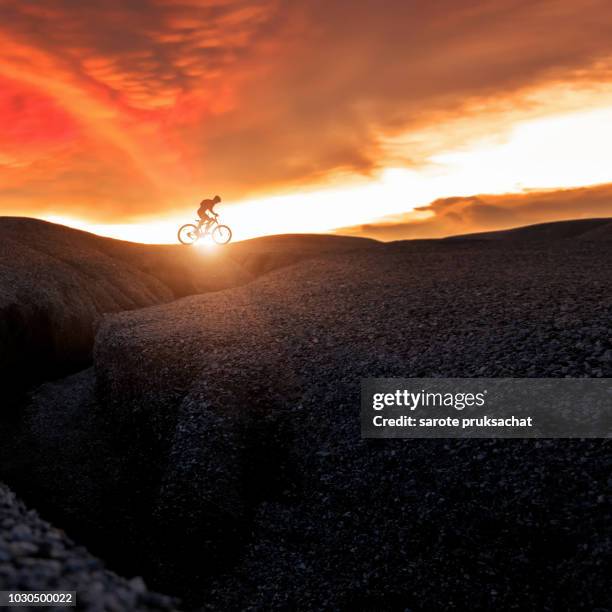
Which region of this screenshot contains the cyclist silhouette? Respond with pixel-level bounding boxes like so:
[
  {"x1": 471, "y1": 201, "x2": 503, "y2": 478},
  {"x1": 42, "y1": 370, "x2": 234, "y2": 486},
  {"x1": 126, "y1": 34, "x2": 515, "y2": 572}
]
[
  {"x1": 197, "y1": 195, "x2": 221, "y2": 231},
  {"x1": 178, "y1": 195, "x2": 232, "y2": 245}
]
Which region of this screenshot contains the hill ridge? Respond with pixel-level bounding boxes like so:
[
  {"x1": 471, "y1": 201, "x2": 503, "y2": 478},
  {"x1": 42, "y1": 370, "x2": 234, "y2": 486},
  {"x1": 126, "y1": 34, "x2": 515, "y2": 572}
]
[{"x1": 445, "y1": 216, "x2": 612, "y2": 241}]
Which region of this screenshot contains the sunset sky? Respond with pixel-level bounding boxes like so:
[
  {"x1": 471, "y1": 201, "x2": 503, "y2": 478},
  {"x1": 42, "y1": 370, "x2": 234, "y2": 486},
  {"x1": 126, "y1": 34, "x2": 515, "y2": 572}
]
[{"x1": 2, "y1": 0, "x2": 612, "y2": 242}]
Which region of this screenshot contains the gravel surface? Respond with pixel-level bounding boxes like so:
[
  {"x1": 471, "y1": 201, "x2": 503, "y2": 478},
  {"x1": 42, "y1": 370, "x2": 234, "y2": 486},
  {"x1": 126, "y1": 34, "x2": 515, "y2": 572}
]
[
  {"x1": 93, "y1": 237, "x2": 612, "y2": 609},
  {"x1": 0, "y1": 217, "x2": 252, "y2": 399},
  {"x1": 1, "y1": 370, "x2": 138, "y2": 570},
  {"x1": 0, "y1": 483, "x2": 179, "y2": 611},
  {"x1": 0, "y1": 218, "x2": 382, "y2": 610},
  {"x1": 0, "y1": 217, "x2": 371, "y2": 400}
]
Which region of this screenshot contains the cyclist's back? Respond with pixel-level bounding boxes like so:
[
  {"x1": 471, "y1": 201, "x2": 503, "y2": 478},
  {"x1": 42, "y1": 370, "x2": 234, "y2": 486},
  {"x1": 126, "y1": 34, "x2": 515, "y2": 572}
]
[{"x1": 198, "y1": 195, "x2": 221, "y2": 223}]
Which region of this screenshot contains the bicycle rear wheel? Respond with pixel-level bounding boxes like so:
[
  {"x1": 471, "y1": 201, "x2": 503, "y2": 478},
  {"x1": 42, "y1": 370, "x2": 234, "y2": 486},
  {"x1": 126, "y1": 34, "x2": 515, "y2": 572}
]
[
  {"x1": 212, "y1": 224, "x2": 232, "y2": 245},
  {"x1": 178, "y1": 224, "x2": 200, "y2": 245}
]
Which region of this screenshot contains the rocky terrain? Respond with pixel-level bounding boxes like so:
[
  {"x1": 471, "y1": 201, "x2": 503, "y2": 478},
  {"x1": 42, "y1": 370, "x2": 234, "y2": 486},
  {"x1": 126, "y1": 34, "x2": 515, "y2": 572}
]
[
  {"x1": 0, "y1": 217, "x2": 242, "y2": 402},
  {"x1": 0, "y1": 218, "x2": 371, "y2": 401},
  {"x1": 0, "y1": 483, "x2": 178, "y2": 610},
  {"x1": 1, "y1": 217, "x2": 611, "y2": 610},
  {"x1": 446, "y1": 216, "x2": 612, "y2": 241}
]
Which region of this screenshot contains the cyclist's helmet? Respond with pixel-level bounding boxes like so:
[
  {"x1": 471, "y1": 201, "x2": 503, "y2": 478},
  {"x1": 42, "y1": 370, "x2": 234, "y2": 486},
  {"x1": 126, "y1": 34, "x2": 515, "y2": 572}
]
[{"x1": 213, "y1": 195, "x2": 221, "y2": 203}]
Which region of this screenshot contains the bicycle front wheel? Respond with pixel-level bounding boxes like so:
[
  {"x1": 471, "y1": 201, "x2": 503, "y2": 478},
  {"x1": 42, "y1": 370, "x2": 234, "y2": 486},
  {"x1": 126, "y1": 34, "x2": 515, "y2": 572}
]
[
  {"x1": 212, "y1": 224, "x2": 232, "y2": 245},
  {"x1": 178, "y1": 224, "x2": 200, "y2": 245}
]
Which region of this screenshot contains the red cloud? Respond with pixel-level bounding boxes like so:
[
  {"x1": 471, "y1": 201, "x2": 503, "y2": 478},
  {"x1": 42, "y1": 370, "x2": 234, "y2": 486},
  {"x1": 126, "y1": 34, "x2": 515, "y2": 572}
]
[{"x1": 0, "y1": 76, "x2": 77, "y2": 152}]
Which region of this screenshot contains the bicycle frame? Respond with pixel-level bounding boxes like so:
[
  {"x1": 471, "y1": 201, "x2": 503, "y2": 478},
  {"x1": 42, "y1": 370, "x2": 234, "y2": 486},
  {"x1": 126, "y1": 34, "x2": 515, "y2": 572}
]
[
  {"x1": 196, "y1": 217, "x2": 218, "y2": 235},
  {"x1": 179, "y1": 215, "x2": 231, "y2": 246}
]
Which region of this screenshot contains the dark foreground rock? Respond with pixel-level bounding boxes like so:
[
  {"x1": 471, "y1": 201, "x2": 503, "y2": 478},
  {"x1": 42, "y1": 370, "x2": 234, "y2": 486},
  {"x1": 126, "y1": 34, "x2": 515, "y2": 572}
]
[
  {"x1": 91, "y1": 239, "x2": 612, "y2": 609},
  {"x1": 0, "y1": 369, "x2": 142, "y2": 571},
  {"x1": 0, "y1": 217, "x2": 252, "y2": 399},
  {"x1": 0, "y1": 483, "x2": 179, "y2": 610},
  {"x1": 0, "y1": 218, "x2": 380, "y2": 609},
  {"x1": 0, "y1": 217, "x2": 374, "y2": 400},
  {"x1": 2, "y1": 221, "x2": 611, "y2": 610}
]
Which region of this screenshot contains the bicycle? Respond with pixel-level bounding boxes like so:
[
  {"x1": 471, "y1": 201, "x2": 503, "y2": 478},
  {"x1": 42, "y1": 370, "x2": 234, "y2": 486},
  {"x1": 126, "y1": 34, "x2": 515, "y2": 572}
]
[{"x1": 177, "y1": 215, "x2": 232, "y2": 246}]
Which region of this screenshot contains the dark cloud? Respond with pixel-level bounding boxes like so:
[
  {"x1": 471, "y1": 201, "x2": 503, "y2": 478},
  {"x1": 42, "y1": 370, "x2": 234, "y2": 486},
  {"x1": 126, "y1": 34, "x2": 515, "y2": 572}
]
[{"x1": 336, "y1": 184, "x2": 612, "y2": 240}]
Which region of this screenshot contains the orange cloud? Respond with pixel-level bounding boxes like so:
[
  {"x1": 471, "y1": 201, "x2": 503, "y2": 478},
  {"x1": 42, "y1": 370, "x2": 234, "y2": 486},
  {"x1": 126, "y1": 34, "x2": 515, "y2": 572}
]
[
  {"x1": 2, "y1": 0, "x2": 612, "y2": 224},
  {"x1": 336, "y1": 183, "x2": 612, "y2": 240}
]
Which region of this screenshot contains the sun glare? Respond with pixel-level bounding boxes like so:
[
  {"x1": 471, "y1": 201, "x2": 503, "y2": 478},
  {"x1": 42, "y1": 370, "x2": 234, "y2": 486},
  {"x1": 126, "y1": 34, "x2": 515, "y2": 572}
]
[{"x1": 195, "y1": 235, "x2": 216, "y2": 250}]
